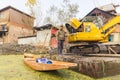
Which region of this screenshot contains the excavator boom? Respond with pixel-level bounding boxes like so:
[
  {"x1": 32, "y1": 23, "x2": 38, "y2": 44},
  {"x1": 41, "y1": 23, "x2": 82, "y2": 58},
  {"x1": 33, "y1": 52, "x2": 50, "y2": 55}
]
[{"x1": 100, "y1": 16, "x2": 120, "y2": 33}]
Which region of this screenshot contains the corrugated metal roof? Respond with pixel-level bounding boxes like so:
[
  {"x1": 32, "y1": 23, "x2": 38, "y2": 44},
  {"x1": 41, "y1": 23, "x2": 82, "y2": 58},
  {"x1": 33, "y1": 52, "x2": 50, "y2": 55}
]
[
  {"x1": 34, "y1": 24, "x2": 52, "y2": 30},
  {"x1": 83, "y1": 8, "x2": 115, "y2": 18},
  {"x1": 18, "y1": 35, "x2": 36, "y2": 39},
  {"x1": 99, "y1": 4, "x2": 116, "y2": 12}
]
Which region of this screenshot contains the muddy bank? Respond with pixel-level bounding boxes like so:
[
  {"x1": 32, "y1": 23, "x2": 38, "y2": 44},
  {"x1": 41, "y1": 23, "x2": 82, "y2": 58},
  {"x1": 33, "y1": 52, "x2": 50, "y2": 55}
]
[{"x1": 48, "y1": 54, "x2": 120, "y2": 78}]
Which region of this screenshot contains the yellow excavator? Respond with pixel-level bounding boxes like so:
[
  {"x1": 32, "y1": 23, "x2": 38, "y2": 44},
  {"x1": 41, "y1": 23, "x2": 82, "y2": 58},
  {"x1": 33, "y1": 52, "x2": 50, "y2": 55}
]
[{"x1": 65, "y1": 16, "x2": 120, "y2": 54}]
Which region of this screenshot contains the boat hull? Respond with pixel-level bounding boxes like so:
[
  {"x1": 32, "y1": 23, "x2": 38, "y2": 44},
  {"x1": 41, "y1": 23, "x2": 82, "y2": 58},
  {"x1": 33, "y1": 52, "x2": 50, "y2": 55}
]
[{"x1": 24, "y1": 54, "x2": 77, "y2": 71}]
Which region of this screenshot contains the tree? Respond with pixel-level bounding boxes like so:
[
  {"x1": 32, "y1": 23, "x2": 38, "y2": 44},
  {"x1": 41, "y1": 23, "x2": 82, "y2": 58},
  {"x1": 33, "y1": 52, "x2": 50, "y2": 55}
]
[
  {"x1": 26, "y1": 0, "x2": 79, "y2": 26},
  {"x1": 26, "y1": 0, "x2": 42, "y2": 26},
  {"x1": 26, "y1": 0, "x2": 36, "y2": 16},
  {"x1": 58, "y1": 0, "x2": 79, "y2": 24},
  {"x1": 44, "y1": 5, "x2": 58, "y2": 26},
  {"x1": 44, "y1": 0, "x2": 79, "y2": 25}
]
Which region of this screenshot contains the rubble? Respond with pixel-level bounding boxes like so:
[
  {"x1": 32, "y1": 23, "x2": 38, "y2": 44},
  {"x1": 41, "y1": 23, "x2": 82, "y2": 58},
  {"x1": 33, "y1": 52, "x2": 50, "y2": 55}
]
[{"x1": 0, "y1": 44, "x2": 48, "y2": 55}]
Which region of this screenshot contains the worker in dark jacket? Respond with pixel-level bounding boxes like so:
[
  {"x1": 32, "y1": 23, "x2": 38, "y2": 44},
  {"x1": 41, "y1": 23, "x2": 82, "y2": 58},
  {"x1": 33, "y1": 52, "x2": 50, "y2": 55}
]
[{"x1": 57, "y1": 25, "x2": 66, "y2": 55}]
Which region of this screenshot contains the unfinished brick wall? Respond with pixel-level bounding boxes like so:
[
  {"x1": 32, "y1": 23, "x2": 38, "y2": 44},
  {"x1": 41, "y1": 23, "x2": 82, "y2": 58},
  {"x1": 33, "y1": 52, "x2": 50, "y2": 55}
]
[{"x1": 5, "y1": 25, "x2": 33, "y2": 43}]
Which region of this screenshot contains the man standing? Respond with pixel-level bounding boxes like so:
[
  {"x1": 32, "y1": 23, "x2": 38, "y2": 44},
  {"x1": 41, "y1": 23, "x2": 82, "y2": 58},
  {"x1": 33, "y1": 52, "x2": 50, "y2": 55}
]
[{"x1": 57, "y1": 25, "x2": 66, "y2": 55}]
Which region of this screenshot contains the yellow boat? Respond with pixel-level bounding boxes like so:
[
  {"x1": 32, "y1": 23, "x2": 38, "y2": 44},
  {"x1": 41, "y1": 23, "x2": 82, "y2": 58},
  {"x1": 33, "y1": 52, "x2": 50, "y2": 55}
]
[{"x1": 24, "y1": 53, "x2": 77, "y2": 71}]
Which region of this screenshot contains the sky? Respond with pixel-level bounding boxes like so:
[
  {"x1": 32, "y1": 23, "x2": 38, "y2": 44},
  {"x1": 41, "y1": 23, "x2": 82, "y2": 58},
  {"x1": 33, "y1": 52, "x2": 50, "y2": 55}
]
[{"x1": 0, "y1": 0, "x2": 120, "y2": 25}]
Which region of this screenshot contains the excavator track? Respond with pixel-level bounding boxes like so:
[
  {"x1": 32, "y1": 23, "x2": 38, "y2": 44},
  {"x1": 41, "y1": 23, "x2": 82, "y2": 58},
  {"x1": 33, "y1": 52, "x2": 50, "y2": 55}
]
[
  {"x1": 69, "y1": 44, "x2": 99, "y2": 54},
  {"x1": 67, "y1": 43, "x2": 120, "y2": 55}
]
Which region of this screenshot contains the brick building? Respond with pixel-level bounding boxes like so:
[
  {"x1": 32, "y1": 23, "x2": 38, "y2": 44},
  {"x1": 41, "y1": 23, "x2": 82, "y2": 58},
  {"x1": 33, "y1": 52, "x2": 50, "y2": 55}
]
[{"x1": 0, "y1": 6, "x2": 34, "y2": 44}]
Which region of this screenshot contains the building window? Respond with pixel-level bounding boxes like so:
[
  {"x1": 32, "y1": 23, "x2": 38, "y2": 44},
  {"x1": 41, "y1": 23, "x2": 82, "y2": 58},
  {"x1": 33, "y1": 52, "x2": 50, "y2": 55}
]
[{"x1": 1, "y1": 25, "x2": 7, "y2": 31}]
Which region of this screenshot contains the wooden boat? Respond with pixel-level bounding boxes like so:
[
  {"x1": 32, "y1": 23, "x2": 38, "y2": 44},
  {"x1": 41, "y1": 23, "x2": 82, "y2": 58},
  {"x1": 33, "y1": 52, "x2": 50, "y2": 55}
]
[{"x1": 24, "y1": 53, "x2": 77, "y2": 71}]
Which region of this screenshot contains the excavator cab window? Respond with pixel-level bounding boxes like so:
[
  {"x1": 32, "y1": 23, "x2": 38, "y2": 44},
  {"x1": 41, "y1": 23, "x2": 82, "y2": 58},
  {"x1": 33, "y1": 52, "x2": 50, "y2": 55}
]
[
  {"x1": 65, "y1": 23, "x2": 76, "y2": 33},
  {"x1": 77, "y1": 23, "x2": 84, "y2": 32},
  {"x1": 85, "y1": 26, "x2": 91, "y2": 32},
  {"x1": 109, "y1": 35, "x2": 113, "y2": 42}
]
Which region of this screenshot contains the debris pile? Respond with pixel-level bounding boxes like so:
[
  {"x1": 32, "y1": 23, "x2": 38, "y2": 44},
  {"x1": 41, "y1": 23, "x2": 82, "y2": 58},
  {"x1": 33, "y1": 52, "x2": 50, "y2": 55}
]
[{"x1": 0, "y1": 44, "x2": 48, "y2": 55}]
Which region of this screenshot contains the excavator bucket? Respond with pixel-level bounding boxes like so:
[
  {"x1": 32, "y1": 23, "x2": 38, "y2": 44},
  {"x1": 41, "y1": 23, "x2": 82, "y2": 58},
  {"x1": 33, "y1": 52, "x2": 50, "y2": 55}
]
[
  {"x1": 65, "y1": 18, "x2": 83, "y2": 33},
  {"x1": 68, "y1": 18, "x2": 82, "y2": 29}
]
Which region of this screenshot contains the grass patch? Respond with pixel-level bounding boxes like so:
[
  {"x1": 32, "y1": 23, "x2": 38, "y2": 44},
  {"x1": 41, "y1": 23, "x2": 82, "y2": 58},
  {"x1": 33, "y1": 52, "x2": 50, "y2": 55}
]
[{"x1": 0, "y1": 55, "x2": 118, "y2": 80}]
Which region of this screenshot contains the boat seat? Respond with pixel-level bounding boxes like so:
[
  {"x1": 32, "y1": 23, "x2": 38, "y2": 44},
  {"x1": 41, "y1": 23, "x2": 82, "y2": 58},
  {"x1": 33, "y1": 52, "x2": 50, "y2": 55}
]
[{"x1": 24, "y1": 53, "x2": 35, "y2": 58}]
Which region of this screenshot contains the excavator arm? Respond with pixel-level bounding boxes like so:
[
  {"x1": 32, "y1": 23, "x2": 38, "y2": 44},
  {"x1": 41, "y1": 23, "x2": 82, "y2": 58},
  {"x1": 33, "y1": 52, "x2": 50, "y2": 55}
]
[
  {"x1": 100, "y1": 16, "x2": 120, "y2": 32},
  {"x1": 100, "y1": 15, "x2": 120, "y2": 37}
]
